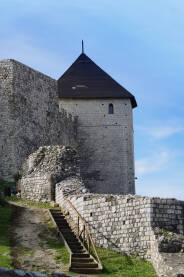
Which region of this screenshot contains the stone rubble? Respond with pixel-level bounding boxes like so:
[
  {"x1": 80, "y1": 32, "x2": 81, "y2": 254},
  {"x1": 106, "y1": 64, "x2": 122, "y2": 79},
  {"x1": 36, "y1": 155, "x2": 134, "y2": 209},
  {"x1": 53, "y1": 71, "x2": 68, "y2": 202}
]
[{"x1": 20, "y1": 145, "x2": 80, "y2": 202}]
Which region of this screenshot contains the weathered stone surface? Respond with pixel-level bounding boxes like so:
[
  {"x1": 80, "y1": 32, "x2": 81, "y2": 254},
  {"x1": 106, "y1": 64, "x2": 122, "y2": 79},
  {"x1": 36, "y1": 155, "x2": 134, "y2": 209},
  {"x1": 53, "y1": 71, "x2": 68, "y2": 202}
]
[
  {"x1": 56, "y1": 177, "x2": 89, "y2": 197},
  {"x1": 20, "y1": 145, "x2": 80, "y2": 202},
  {"x1": 55, "y1": 192, "x2": 184, "y2": 277},
  {"x1": 0, "y1": 59, "x2": 77, "y2": 181},
  {"x1": 0, "y1": 267, "x2": 79, "y2": 277},
  {"x1": 59, "y1": 98, "x2": 135, "y2": 195},
  {"x1": 155, "y1": 228, "x2": 184, "y2": 253}
]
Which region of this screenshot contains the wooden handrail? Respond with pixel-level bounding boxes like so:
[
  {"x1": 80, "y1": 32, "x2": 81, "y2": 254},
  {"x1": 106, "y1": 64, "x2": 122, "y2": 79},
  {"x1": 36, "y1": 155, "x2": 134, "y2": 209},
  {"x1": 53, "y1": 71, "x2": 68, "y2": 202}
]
[{"x1": 65, "y1": 198, "x2": 103, "y2": 269}]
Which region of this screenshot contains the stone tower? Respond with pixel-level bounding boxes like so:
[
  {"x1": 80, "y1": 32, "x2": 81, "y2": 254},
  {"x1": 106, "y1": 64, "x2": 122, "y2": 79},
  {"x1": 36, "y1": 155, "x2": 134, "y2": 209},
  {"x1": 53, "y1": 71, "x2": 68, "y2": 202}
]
[{"x1": 58, "y1": 53, "x2": 137, "y2": 194}]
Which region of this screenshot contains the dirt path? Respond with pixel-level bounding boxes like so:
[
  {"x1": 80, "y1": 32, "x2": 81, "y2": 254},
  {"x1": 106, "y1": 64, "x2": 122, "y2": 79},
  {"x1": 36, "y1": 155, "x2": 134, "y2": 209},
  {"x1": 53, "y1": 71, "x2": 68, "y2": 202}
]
[{"x1": 10, "y1": 202, "x2": 69, "y2": 274}]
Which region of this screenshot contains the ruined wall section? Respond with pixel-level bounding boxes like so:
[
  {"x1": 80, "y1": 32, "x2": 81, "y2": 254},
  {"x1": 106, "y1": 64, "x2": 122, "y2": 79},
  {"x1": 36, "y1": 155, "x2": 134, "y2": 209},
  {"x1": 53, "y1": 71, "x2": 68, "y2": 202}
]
[
  {"x1": 0, "y1": 59, "x2": 77, "y2": 181},
  {"x1": 20, "y1": 145, "x2": 80, "y2": 202},
  {"x1": 59, "y1": 99, "x2": 135, "y2": 194},
  {"x1": 56, "y1": 192, "x2": 184, "y2": 256},
  {"x1": 57, "y1": 193, "x2": 153, "y2": 256}
]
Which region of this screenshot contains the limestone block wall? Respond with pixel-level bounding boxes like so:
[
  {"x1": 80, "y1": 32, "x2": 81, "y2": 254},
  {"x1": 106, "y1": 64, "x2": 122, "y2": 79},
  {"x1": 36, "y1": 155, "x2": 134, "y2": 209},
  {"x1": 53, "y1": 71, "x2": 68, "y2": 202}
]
[
  {"x1": 149, "y1": 239, "x2": 170, "y2": 277},
  {"x1": 60, "y1": 194, "x2": 154, "y2": 257},
  {"x1": 59, "y1": 98, "x2": 135, "y2": 194},
  {"x1": 21, "y1": 173, "x2": 52, "y2": 202},
  {"x1": 150, "y1": 198, "x2": 184, "y2": 234},
  {"x1": 55, "y1": 189, "x2": 184, "y2": 276},
  {"x1": 56, "y1": 192, "x2": 184, "y2": 257},
  {"x1": 0, "y1": 59, "x2": 77, "y2": 181}
]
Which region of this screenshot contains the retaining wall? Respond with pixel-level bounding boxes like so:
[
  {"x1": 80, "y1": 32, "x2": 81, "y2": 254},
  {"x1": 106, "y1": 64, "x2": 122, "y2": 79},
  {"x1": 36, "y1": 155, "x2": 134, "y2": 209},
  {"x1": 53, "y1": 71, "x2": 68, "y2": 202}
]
[{"x1": 55, "y1": 188, "x2": 184, "y2": 276}]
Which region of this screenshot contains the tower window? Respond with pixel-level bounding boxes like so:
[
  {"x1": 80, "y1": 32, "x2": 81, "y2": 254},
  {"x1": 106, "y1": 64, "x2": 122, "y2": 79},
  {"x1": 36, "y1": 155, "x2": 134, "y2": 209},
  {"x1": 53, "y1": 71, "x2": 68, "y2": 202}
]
[{"x1": 108, "y1": 103, "x2": 114, "y2": 114}]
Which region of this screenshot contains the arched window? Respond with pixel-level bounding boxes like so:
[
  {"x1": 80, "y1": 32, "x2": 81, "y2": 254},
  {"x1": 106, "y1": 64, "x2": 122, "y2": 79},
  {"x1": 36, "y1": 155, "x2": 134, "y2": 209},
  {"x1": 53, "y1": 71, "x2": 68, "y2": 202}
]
[{"x1": 108, "y1": 103, "x2": 114, "y2": 114}]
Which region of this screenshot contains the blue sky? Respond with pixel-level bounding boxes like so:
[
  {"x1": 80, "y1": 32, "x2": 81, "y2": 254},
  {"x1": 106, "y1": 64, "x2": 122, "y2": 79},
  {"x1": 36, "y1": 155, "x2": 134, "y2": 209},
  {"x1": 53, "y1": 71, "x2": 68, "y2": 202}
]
[{"x1": 0, "y1": 0, "x2": 184, "y2": 199}]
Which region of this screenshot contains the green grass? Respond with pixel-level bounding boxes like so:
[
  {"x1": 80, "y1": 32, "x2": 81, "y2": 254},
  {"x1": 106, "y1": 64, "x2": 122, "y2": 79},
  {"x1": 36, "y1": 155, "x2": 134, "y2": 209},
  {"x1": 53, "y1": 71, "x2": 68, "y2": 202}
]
[
  {"x1": 5, "y1": 196, "x2": 59, "y2": 209},
  {"x1": 0, "y1": 206, "x2": 12, "y2": 268},
  {"x1": 46, "y1": 221, "x2": 70, "y2": 265},
  {"x1": 96, "y1": 248, "x2": 157, "y2": 277}
]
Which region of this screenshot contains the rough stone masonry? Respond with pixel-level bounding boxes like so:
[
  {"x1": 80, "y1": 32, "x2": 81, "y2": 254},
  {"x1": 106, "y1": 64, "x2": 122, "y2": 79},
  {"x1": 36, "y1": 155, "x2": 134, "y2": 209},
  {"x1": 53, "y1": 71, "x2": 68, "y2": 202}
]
[
  {"x1": 2, "y1": 53, "x2": 184, "y2": 276},
  {"x1": 55, "y1": 184, "x2": 184, "y2": 277},
  {"x1": 20, "y1": 145, "x2": 80, "y2": 202},
  {"x1": 0, "y1": 53, "x2": 136, "y2": 195},
  {"x1": 19, "y1": 144, "x2": 184, "y2": 276},
  {"x1": 0, "y1": 59, "x2": 77, "y2": 181}
]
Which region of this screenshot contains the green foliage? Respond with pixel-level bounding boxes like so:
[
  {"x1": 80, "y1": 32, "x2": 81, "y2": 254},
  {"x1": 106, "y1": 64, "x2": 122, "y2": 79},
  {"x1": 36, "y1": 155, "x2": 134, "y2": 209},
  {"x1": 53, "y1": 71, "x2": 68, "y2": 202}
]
[
  {"x1": 0, "y1": 198, "x2": 6, "y2": 207},
  {"x1": 96, "y1": 248, "x2": 157, "y2": 277},
  {"x1": 0, "y1": 207, "x2": 12, "y2": 268},
  {"x1": 0, "y1": 178, "x2": 15, "y2": 192},
  {"x1": 155, "y1": 227, "x2": 177, "y2": 239}
]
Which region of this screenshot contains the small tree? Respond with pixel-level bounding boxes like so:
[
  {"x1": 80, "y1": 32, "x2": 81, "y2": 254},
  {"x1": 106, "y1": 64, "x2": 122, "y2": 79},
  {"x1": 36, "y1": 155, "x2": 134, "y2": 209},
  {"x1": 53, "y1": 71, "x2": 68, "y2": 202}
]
[{"x1": 0, "y1": 179, "x2": 15, "y2": 197}]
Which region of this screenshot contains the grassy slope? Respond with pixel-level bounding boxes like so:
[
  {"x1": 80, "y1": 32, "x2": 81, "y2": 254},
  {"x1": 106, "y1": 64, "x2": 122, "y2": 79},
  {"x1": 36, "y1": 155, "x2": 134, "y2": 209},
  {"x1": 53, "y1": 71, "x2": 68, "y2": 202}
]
[
  {"x1": 97, "y1": 248, "x2": 157, "y2": 277},
  {"x1": 6, "y1": 197, "x2": 70, "y2": 267},
  {"x1": 0, "y1": 205, "x2": 12, "y2": 268}
]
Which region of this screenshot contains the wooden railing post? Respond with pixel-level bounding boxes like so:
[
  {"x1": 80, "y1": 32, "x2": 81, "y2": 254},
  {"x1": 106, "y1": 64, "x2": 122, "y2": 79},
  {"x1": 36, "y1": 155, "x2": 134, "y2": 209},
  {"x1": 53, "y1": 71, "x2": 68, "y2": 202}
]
[
  {"x1": 88, "y1": 234, "x2": 91, "y2": 254},
  {"x1": 83, "y1": 225, "x2": 85, "y2": 244},
  {"x1": 77, "y1": 216, "x2": 79, "y2": 236}
]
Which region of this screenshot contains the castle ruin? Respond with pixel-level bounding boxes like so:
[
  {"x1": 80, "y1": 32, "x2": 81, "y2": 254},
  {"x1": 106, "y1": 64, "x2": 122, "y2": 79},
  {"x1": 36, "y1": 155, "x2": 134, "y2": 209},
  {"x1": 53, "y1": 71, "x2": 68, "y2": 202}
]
[
  {"x1": 1, "y1": 51, "x2": 184, "y2": 276},
  {"x1": 0, "y1": 52, "x2": 136, "y2": 195}
]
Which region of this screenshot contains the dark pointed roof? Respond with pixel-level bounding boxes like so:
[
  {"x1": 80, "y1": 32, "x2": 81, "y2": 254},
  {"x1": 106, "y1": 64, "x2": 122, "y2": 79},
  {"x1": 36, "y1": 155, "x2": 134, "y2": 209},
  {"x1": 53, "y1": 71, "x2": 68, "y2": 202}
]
[{"x1": 58, "y1": 53, "x2": 137, "y2": 108}]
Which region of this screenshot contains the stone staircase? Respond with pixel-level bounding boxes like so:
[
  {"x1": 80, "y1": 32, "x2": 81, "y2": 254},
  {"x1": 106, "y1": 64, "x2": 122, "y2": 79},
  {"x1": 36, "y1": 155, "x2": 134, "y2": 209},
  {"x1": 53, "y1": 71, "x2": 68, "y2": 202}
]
[{"x1": 49, "y1": 209, "x2": 102, "y2": 274}]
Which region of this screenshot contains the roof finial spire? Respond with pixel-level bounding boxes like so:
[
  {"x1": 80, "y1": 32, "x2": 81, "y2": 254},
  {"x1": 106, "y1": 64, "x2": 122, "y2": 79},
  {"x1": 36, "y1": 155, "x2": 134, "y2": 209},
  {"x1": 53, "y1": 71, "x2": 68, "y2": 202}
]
[{"x1": 82, "y1": 40, "x2": 84, "y2": 54}]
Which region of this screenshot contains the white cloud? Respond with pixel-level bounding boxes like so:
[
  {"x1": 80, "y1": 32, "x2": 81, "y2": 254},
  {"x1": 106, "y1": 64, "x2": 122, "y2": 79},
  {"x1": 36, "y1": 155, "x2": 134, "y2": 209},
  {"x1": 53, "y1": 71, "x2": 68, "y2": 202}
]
[
  {"x1": 136, "y1": 124, "x2": 183, "y2": 139},
  {"x1": 135, "y1": 151, "x2": 169, "y2": 176}
]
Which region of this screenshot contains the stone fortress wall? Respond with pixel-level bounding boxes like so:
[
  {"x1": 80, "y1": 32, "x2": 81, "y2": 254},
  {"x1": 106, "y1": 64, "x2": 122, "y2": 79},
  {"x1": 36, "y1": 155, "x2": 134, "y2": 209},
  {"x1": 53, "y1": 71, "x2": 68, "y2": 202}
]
[
  {"x1": 56, "y1": 191, "x2": 184, "y2": 255},
  {"x1": 0, "y1": 59, "x2": 77, "y2": 181},
  {"x1": 59, "y1": 98, "x2": 135, "y2": 194},
  {"x1": 55, "y1": 187, "x2": 184, "y2": 277},
  {"x1": 2, "y1": 56, "x2": 184, "y2": 276},
  {"x1": 17, "y1": 138, "x2": 184, "y2": 276}
]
